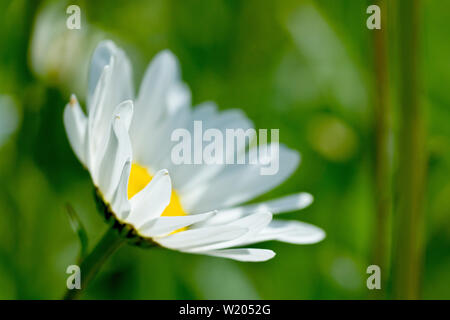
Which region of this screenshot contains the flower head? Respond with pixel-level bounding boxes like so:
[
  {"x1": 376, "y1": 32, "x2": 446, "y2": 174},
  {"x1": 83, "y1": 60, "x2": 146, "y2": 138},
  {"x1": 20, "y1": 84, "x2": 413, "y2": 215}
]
[{"x1": 64, "y1": 40, "x2": 324, "y2": 262}]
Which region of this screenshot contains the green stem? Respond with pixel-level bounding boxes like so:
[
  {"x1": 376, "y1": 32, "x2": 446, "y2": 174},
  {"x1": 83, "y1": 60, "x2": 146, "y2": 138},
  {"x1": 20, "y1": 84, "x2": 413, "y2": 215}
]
[
  {"x1": 63, "y1": 228, "x2": 126, "y2": 300},
  {"x1": 371, "y1": 0, "x2": 392, "y2": 299},
  {"x1": 392, "y1": 0, "x2": 427, "y2": 299}
]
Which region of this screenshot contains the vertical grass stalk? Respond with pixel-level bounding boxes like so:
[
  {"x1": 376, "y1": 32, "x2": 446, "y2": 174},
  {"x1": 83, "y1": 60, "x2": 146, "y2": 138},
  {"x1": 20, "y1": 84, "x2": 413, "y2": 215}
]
[
  {"x1": 371, "y1": 0, "x2": 392, "y2": 299},
  {"x1": 393, "y1": 0, "x2": 427, "y2": 300}
]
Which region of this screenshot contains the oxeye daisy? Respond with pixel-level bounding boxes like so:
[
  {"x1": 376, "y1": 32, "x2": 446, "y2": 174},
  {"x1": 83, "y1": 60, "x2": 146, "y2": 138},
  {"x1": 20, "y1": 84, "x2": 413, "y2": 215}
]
[{"x1": 63, "y1": 40, "x2": 324, "y2": 297}]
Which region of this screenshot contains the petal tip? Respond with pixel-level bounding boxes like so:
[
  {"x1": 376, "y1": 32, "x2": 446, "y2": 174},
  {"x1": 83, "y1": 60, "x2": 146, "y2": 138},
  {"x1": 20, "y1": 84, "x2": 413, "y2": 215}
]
[{"x1": 69, "y1": 94, "x2": 78, "y2": 107}]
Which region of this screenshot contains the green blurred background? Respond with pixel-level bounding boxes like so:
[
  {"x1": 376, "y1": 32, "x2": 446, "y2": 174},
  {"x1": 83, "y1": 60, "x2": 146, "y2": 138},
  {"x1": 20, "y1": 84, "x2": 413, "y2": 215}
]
[{"x1": 0, "y1": 0, "x2": 449, "y2": 299}]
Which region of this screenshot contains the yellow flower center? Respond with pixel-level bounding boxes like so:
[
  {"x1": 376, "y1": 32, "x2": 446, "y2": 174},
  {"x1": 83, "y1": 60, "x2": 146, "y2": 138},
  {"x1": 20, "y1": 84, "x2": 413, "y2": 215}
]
[{"x1": 128, "y1": 163, "x2": 186, "y2": 218}]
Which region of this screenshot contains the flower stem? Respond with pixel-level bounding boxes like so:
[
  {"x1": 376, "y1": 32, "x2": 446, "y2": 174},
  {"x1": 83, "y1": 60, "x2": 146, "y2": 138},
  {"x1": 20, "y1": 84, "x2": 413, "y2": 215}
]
[
  {"x1": 392, "y1": 0, "x2": 427, "y2": 299},
  {"x1": 370, "y1": 0, "x2": 392, "y2": 299},
  {"x1": 63, "y1": 228, "x2": 126, "y2": 300}
]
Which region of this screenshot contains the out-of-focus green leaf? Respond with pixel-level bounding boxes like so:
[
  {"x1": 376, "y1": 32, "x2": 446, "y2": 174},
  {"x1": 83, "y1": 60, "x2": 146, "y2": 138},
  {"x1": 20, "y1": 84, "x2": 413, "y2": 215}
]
[{"x1": 65, "y1": 203, "x2": 89, "y2": 262}]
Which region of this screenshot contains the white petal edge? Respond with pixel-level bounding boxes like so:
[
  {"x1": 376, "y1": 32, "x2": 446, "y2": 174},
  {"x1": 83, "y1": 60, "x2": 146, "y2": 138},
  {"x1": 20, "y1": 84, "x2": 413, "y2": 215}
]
[
  {"x1": 85, "y1": 64, "x2": 111, "y2": 173},
  {"x1": 202, "y1": 248, "x2": 276, "y2": 262},
  {"x1": 131, "y1": 49, "x2": 181, "y2": 155},
  {"x1": 88, "y1": 40, "x2": 134, "y2": 112},
  {"x1": 182, "y1": 144, "x2": 300, "y2": 213},
  {"x1": 175, "y1": 108, "x2": 254, "y2": 193},
  {"x1": 88, "y1": 40, "x2": 117, "y2": 106},
  {"x1": 201, "y1": 193, "x2": 313, "y2": 226},
  {"x1": 134, "y1": 82, "x2": 191, "y2": 168},
  {"x1": 240, "y1": 220, "x2": 326, "y2": 245},
  {"x1": 125, "y1": 169, "x2": 172, "y2": 228},
  {"x1": 154, "y1": 225, "x2": 248, "y2": 250},
  {"x1": 138, "y1": 211, "x2": 217, "y2": 237},
  {"x1": 186, "y1": 212, "x2": 272, "y2": 252},
  {"x1": 237, "y1": 193, "x2": 313, "y2": 215},
  {"x1": 63, "y1": 94, "x2": 87, "y2": 165},
  {"x1": 96, "y1": 100, "x2": 133, "y2": 200},
  {"x1": 111, "y1": 160, "x2": 132, "y2": 220}
]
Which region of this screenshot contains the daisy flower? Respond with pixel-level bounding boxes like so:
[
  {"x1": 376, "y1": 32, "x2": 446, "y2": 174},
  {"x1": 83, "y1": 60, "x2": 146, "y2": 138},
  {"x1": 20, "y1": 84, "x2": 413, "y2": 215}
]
[{"x1": 64, "y1": 40, "x2": 324, "y2": 264}]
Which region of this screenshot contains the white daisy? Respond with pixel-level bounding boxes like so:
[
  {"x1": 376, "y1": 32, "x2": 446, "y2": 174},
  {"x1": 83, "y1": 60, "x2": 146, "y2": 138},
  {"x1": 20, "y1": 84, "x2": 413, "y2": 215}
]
[{"x1": 64, "y1": 40, "x2": 325, "y2": 262}]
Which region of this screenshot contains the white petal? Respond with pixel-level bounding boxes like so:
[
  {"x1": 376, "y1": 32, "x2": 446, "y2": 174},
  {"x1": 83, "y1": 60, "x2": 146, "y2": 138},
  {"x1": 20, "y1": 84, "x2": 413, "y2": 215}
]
[
  {"x1": 204, "y1": 193, "x2": 314, "y2": 226},
  {"x1": 137, "y1": 50, "x2": 180, "y2": 108},
  {"x1": 162, "y1": 102, "x2": 219, "y2": 187},
  {"x1": 88, "y1": 41, "x2": 114, "y2": 106},
  {"x1": 113, "y1": 99, "x2": 134, "y2": 131},
  {"x1": 237, "y1": 193, "x2": 313, "y2": 215},
  {"x1": 189, "y1": 101, "x2": 218, "y2": 120},
  {"x1": 202, "y1": 248, "x2": 275, "y2": 262},
  {"x1": 130, "y1": 50, "x2": 181, "y2": 158},
  {"x1": 175, "y1": 108, "x2": 254, "y2": 193},
  {"x1": 186, "y1": 212, "x2": 272, "y2": 252},
  {"x1": 126, "y1": 169, "x2": 172, "y2": 228},
  {"x1": 86, "y1": 44, "x2": 134, "y2": 172},
  {"x1": 182, "y1": 144, "x2": 300, "y2": 213},
  {"x1": 95, "y1": 53, "x2": 133, "y2": 140},
  {"x1": 63, "y1": 94, "x2": 87, "y2": 164},
  {"x1": 85, "y1": 64, "x2": 111, "y2": 172},
  {"x1": 134, "y1": 82, "x2": 191, "y2": 169},
  {"x1": 154, "y1": 225, "x2": 248, "y2": 250},
  {"x1": 110, "y1": 160, "x2": 132, "y2": 220},
  {"x1": 150, "y1": 102, "x2": 223, "y2": 174},
  {"x1": 145, "y1": 105, "x2": 191, "y2": 171},
  {"x1": 241, "y1": 220, "x2": 325, "y2": 245},
  {"x1": 138, "y1": 211, "x2": 216, "y2": 237},
  {"x1": 88, "y1": 40, "x2": 134, "y2": 111},
  {"x1": 95, "y1": 101, "x2": 133, "y2": 200},
  {"x1": 167, "y1": 82, "x2": 191, "y2": 115}
]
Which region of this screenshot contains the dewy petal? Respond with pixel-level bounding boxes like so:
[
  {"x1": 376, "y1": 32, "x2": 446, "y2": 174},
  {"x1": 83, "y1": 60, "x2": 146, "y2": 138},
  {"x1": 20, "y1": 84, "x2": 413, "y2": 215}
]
[
  {"x1": 182, "y1": 144, "x2": 300, "y2": 213},
  {"x1": 63, "y1": 94, "x2": 87, "y2": 165},
  {"x1": 240, "y1": 220, "x2": 326, "y2": 245},
  {"x1": 96, "y1": 100, "x2": 133, "y2": 200},
  {"x1": 154, "y1": 225, "x2": 248, "y2": 250},
  {"x1": 126, "y1": 169, "x2": 172, "y2": 228},
  {"x1": 138, "y1": 211, "x2": 216, "y2": 237},
  {"x1": 131, "y1": 50, "x2": 181, "y2": 160},
  {"x1": 202, "y1": 248, "x2": 276, "y2": 262}
]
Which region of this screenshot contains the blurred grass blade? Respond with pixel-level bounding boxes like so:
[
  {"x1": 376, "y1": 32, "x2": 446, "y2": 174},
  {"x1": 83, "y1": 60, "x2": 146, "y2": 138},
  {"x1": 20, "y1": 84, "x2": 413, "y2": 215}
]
[
  {"x1": 65, "y1": 203, "x2": 89, "y2": 261},
  {"x1": 393, "y1": 0, "x2": 427, "y2": 299},
  {"x1": 371, "y1": 0, "x2": 392, "y2": 298}
]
